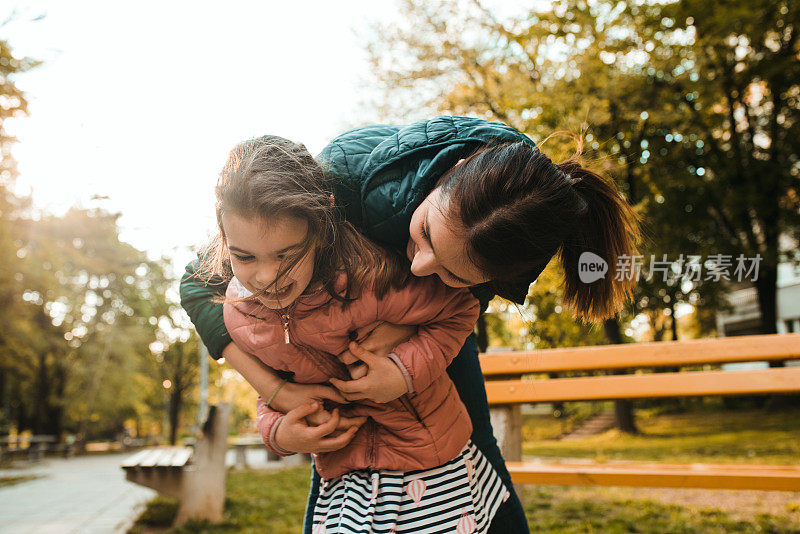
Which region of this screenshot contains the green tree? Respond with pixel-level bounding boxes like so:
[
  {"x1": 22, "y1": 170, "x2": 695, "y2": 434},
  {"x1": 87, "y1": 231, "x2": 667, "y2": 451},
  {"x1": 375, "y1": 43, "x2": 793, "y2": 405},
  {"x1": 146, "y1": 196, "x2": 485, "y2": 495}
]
[
  {"x1": 636, "y1": 0, "x2": 800, "y2": 340},
  {"x1": 9, "y1": 208, "x2": 176, "y2": 440},
  {"x1": 0, "y1": 35, "x2": 39, "y2": 433},
  {"x1": 158, "y1": 336, "x2": 201, "y2": 445},
  {"x1": 366, "y1": 0, "x2": 800, "y2": 426}
]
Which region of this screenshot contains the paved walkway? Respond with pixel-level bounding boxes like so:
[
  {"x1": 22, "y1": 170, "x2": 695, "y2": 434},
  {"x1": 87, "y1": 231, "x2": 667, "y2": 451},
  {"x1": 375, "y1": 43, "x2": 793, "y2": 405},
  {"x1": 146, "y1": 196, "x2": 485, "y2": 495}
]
[
  {"x1": 0, "y1": 453, "x2": 155, "y2": 534},
  {"x1": 0, "y1": 449, "x2": 297, "y2": 534}
]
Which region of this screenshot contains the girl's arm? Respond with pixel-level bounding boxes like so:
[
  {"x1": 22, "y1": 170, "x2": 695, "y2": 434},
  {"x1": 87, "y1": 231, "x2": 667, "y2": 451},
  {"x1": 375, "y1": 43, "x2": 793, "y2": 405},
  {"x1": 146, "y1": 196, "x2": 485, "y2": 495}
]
[{"x1": 223, "y1": 342, "x2": 348, "y2": 412}]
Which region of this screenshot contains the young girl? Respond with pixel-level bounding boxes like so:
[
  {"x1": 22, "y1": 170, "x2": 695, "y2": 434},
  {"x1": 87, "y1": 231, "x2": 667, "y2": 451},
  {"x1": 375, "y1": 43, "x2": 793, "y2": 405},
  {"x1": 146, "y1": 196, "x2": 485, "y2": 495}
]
[{"x1": 207, "y1": 136, "x2": 510, "y2": 533}]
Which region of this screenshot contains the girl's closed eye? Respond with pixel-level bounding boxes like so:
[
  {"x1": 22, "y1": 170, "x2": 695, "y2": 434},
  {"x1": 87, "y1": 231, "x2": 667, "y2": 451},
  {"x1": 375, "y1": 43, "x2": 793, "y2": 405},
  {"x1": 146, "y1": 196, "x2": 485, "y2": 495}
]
[{"x1": 233, "y1": 254, "x2": 254, "y2": 263}]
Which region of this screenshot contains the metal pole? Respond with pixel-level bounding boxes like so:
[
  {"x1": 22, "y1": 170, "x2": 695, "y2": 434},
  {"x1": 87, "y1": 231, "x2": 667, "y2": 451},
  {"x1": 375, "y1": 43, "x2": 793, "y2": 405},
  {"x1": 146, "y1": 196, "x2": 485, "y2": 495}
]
[{"x1": 198, "y1": 343, "x2": 209, "y2": 426}]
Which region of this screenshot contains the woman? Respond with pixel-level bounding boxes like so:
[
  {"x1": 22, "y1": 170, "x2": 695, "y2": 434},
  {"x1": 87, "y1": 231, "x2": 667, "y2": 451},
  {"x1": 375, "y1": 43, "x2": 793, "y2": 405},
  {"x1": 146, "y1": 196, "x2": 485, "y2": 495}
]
[{"x1": 180, "y1": 116, "x2": 640, "y2": 533}]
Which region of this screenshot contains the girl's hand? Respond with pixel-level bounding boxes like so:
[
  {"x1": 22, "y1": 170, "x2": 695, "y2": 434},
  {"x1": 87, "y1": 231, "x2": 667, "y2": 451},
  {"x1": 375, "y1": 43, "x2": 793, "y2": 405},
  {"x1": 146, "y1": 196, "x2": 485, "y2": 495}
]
[
  {"x1": 274, "y1": 402, "x2": 362, "y2": 454},
  {"x1": 330, "y1": 342, "x2": 410, "y2": 403},
  {"x1": 338, "y1": 322, "x2": 417, "y2": 365},
  {"x1": 305, "y1": 406, "x2": 367, "y2": 437},
  {"x1": 270, "y1": 381, "x2": 348, "y2": 414}
]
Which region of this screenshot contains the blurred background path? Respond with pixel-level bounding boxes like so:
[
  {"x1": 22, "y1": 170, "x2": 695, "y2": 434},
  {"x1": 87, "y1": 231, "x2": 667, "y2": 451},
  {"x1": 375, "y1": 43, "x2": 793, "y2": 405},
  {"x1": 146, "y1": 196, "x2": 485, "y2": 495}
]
[{"x1": 0, "y1": 454, "x2": 155, "y2": 534}]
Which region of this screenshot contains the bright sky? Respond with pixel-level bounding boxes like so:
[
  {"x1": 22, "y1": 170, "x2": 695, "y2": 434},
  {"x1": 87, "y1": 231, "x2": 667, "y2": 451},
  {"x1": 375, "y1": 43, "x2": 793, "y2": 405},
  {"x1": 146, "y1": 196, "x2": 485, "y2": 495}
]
[{"x1": 4, "y1": 1, "x2": 397, "y2": 274}]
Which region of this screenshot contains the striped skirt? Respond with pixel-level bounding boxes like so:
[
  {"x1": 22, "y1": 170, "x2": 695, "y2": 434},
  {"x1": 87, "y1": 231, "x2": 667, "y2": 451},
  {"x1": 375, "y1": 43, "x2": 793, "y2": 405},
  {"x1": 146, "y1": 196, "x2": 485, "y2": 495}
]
[{"x1": 311, "y1": 441, "x2": 509, "y2": 534}]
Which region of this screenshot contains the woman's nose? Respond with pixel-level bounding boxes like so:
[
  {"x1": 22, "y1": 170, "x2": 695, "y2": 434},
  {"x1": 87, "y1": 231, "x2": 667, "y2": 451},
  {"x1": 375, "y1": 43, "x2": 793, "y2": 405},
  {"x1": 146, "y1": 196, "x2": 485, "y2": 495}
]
[{"x1": 410, "y1": 249, "x2": 437, "y2": 277}]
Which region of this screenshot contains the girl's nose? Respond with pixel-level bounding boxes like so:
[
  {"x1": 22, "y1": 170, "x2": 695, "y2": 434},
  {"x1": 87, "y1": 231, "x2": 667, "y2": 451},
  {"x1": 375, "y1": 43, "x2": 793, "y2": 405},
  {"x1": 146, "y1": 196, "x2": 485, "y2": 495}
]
[
  {"x1": 410, "y1": 249, "x2": 437, "y2": 278},
  {"x1": 254, "y1": 263, "x2": 279, "y2": 288}
]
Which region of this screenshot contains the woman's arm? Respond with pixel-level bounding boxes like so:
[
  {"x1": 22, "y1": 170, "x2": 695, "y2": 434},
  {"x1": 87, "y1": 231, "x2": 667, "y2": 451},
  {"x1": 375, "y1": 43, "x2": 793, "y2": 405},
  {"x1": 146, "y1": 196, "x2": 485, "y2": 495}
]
[
  {"x1": 331, "y1": 279, "x2": 479, "y2": 402},
  {"x1": 374, "y1": 279, "x2": 480, "y2": 393},
  {"x1": 179, "y1": 257, "x2": 230, "y2": 359}
]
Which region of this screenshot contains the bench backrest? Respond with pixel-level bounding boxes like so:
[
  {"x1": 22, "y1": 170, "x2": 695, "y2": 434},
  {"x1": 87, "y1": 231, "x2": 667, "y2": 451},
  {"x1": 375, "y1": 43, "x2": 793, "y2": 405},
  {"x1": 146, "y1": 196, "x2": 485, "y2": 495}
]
[{"x1": 480, "y1": 333, "x2": 800, "y2": 404}]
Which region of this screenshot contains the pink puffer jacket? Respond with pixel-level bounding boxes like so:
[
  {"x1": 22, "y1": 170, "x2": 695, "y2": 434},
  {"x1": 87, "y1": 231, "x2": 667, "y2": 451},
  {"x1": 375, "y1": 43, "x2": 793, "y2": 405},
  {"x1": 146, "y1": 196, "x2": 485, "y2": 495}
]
[{"x1": 223, "y1": 273, "x2": 479, "y2": 480}]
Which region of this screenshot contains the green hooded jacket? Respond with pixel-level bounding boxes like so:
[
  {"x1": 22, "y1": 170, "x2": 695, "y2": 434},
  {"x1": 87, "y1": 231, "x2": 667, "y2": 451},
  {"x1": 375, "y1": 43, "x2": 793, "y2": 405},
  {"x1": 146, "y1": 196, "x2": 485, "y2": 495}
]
[{"x1": 180, "y1": 116, "x2": 540, "y2": 358}]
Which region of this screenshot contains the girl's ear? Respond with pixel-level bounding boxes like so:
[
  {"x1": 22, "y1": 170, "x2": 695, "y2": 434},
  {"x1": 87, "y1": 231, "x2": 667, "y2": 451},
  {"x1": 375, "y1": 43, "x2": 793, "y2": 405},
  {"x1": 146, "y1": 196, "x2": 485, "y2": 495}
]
[{"x1": 456, "y1": 158, "x2": 466, "y2": 166}]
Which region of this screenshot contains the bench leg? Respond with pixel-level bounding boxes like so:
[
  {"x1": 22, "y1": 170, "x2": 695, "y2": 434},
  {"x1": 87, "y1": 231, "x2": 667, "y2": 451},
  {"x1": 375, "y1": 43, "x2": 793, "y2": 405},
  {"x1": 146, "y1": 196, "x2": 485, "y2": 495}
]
[
  {"x1": 489, "y1": 404, "x2": 523, "y2": 462},
  {"x1": 174, "y1": 468, "x2": 225, "y2": 525},
  {"x1": 490, "y1": 404, "x2": 524, "y2": 497},
  {"x1": 174, "y1": 403, "x2": 231, "y2": 526},
  {"x1": 235, "y1": 447, "x2": 248, "y2": 469}
]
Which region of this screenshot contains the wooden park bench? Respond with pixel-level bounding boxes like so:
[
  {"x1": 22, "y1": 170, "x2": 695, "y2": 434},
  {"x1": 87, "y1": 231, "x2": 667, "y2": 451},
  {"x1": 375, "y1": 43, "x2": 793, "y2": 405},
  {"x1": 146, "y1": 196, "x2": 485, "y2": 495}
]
[
  {"x1": 230, "y1": 434, "x2": 282, "y2": 469},
  {"x1": 0, "y1": 435, "x2": 58, "y2": 463},
  {"x1": 122, "y1": 403, "x2": 231, "y2": 525},
  {"x1": 481, "y1": 333, "x2": 800, "y2": 492}
]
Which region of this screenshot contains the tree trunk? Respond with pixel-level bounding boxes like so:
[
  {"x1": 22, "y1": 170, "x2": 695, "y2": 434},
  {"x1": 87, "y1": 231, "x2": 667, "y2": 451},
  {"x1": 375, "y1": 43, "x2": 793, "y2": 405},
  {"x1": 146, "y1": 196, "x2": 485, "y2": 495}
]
[
  {"x1": 669, "y1": 302, "x2": 679, "y2": 341},
  {"x1": 755, "y1": 263, "x2": 782, "y2": 368},
  {"x1": 0, "y1": 368, "x2": 8, "y2": 432},
  {"x1": 33, "y1": 352, "x2": 48, "y2": 434},
  {"x1": 604, "y1": 317, "x2": 638, "y2": 434},
  {"x1": 475, "y1": 313, "x2": 488, "y2": 353},
  {"x1": 46, "y1": 362, "x2": 67, "y2": 437},
  {"x1": 169, "y1": 388, "x2": 181, "y2": 445}
]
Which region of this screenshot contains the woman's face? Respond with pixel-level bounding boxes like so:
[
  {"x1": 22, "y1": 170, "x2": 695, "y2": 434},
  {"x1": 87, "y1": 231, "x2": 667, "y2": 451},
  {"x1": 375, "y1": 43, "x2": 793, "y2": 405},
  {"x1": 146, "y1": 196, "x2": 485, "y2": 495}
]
[{"x1": 406, "y1": 187, "x2": 490, "y2": 288}]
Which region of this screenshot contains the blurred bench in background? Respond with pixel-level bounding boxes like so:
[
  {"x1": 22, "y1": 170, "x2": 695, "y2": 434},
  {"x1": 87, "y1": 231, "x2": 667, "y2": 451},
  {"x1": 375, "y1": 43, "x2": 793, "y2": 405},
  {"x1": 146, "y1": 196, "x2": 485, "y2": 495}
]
[
  {"x1": 481, "y1": 333, "x2": 800, "y2": 491},
  {"x1": 122, "y1": 403, "x2": 231, "y2": 526},
  {"x1": 0, "y1": 435, "x2": 58, "y2": 463}
]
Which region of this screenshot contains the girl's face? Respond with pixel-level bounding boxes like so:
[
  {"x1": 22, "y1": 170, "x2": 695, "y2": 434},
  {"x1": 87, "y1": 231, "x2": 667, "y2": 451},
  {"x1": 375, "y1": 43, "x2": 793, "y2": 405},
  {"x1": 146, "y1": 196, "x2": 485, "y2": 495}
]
[
  {"x1": 222, "y1": 212, "x2": 315, "y2": 310},
  {"x1": 406, "y1": 187, "x2": 490, "y2": 288}
]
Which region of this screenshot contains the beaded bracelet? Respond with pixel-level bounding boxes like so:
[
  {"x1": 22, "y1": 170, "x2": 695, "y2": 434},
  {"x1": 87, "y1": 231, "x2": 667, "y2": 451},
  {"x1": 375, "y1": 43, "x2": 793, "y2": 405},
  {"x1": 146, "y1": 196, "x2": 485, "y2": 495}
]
[{"x1": 265, "y1": 378, "x2": 288, "y2": 408}]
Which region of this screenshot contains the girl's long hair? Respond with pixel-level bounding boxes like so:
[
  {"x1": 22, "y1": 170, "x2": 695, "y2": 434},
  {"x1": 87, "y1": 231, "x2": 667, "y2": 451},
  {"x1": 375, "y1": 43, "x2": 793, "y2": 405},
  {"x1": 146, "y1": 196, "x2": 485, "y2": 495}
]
[
  {"x1": 438, "y1": 141, "x2": 641, "y2": 322},
  {"x1": 200, "y1": 136, "x2": 408, "y2": 304}
]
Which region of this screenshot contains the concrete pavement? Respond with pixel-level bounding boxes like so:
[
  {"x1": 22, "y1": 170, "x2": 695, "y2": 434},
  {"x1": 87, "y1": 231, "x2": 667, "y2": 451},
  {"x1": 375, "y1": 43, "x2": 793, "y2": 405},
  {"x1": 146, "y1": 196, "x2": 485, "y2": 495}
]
[
  {"x1": 0, "y1": 453, "x2": 155, "y2": 534},
  {"x1": 0, "y1": 448, "x2": 301, "y2": 533}
]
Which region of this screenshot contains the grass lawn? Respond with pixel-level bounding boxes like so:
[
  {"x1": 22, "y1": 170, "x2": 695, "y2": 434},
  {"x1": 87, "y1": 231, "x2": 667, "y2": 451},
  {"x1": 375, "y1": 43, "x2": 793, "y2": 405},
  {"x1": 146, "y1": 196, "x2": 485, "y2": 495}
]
[
  {"x1": 0, "y1": 475, "x2": 39, "y2": 488},
  {"x1": 128, "y1": 467, "x2": 800, "y2": 533},
  {"x1": 128, "y1": 467, "x2": 311, "y2": 534},
  {"x1": 523, "y1": 407, "x2": 800, "y2": 464},
  {"x1": 130, "y1": 407, "x2": 800, "y2": 533}
]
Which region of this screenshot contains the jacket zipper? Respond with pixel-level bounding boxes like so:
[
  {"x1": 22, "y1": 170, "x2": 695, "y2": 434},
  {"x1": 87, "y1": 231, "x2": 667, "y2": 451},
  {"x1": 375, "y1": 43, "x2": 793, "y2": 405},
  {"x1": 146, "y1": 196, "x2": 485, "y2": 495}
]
[
  {"x1": 367, "y1": 419, "x2": 376, "y2": 465},
  {"x1": 399, "y1": 395, "x2": 424, "y2": 424},
  {"x1": 399, "y1": 394, "x2": 440, "y2": 460},
  {"x1": 278, "y1": 308, "x2": 350, "y2": 381},
  {"x1": 280, "y1": 313, "x2": 291, "y2": 344}
]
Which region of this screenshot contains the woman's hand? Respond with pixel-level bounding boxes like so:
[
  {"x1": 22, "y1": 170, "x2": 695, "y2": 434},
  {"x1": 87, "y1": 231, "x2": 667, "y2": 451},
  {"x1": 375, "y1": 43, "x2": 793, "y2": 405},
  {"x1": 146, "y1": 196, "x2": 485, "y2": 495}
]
[
  {"x1": 337, "y1": 321, "x2": 417, "y2": 365},
  {"x1": 274, "y1": 402, "x2": 363, "y2": 454},
  {"x1": 330, "y1": 342, "x2": 410, "y2": 403}
]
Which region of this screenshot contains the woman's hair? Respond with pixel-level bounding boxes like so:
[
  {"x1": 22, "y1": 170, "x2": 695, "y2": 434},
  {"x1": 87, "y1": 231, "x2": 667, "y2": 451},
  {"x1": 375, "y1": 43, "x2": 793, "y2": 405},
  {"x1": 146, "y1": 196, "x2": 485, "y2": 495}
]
[
  {"x1": 201, "y1": 136, "x2": 408, "y2": 303},
  {"x1": 437, "y1": 141, "x2": 641, "y2": 322}
]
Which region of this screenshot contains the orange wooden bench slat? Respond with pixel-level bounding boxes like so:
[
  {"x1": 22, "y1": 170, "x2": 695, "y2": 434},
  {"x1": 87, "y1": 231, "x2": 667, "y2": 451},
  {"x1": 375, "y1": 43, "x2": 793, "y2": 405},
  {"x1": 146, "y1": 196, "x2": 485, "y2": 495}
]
[
  {"x1": 479, "y1": 333, "x2": 800, "y2": 375},
  {"x1": 506, "y1": 462, "x2": 800, "y2": 491},
  {"x1": 485, "y1": 367, "x2": 800, "y2": 404}
]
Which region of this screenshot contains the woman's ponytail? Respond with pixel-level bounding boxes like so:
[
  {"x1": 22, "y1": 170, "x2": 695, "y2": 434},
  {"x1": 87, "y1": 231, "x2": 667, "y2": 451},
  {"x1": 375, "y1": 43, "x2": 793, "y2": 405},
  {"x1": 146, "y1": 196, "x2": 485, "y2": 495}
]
[
  {"x1": 557, "y1": 160, "x2": 641, "y2": 322},
  {"x1": 443, "y1": 141, "x2": 640, "y2": 322}
]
